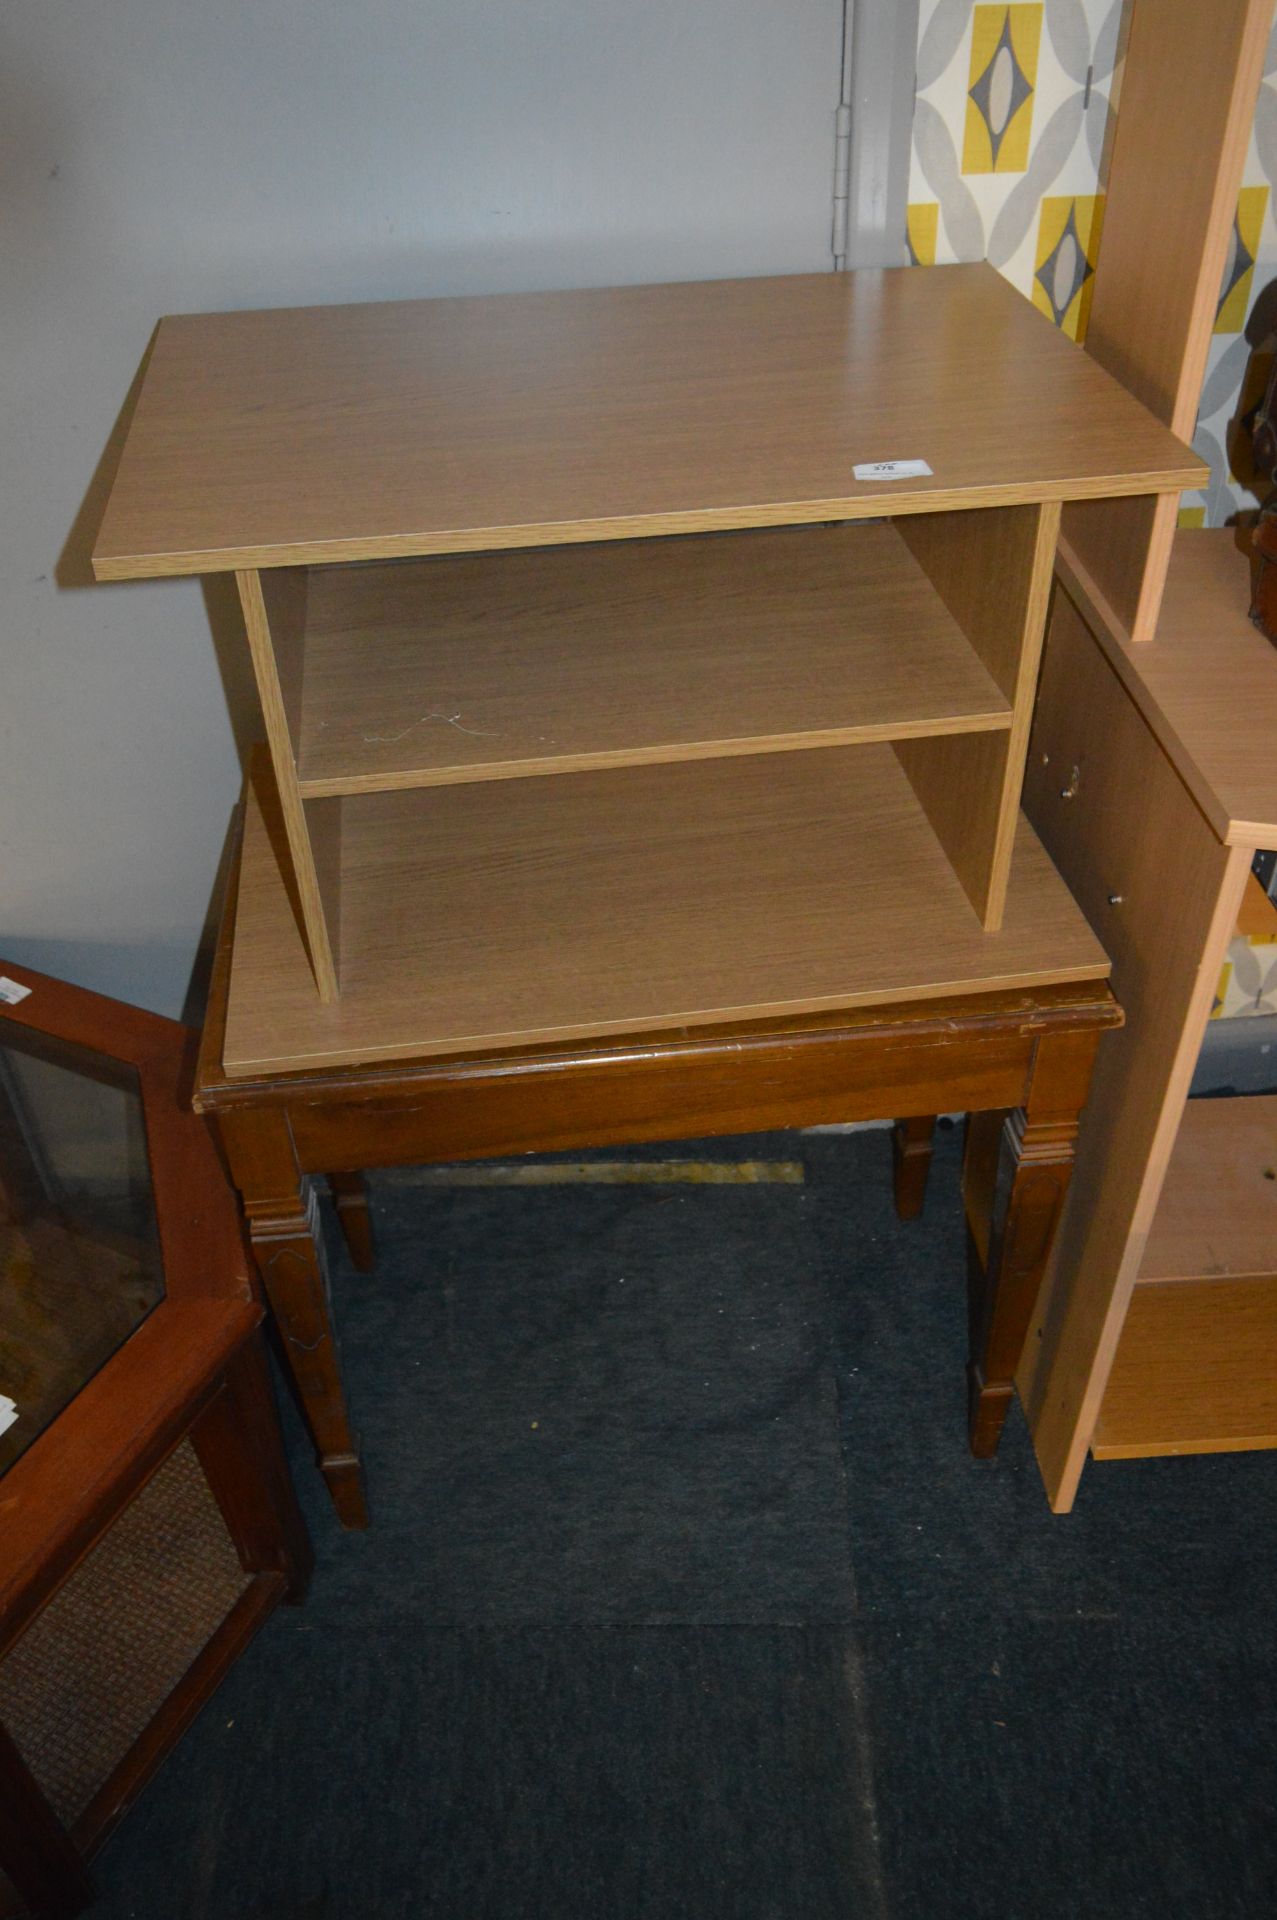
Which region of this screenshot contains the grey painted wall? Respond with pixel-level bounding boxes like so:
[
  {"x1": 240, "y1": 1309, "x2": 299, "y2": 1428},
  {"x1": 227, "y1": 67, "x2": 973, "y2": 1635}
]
[{"x1": 1, "y1": 0, "x2": 844, "y2": 1015}]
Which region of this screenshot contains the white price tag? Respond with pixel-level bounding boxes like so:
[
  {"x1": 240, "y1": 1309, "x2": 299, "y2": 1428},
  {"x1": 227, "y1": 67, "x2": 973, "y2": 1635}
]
[
  {"x1": 0, "y1": 1397, "x2": 18, "y2": 1439},
  {"x1": 0, "y1": 977, "x2": 32, "y2": 1006},
  {"x1": 853, "y1": 459, "x2": 933, "y2": 482}
]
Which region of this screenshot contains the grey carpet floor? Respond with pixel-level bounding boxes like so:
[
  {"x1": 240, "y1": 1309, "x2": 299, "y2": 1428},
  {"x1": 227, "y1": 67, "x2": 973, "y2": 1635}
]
[{"x1": 83, "y1": 1124, "x2": 1277, "y2": 1919}]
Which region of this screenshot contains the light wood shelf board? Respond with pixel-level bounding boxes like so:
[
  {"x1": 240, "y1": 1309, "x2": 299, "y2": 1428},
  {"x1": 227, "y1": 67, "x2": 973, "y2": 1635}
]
[
  {"x1": 224, "y1": 745, "x2": 1110, "y2": 1076},
  {"x1": 92, "y1": 265, "x2": 1203, "y2": 581},
  {"x1": 1060, "y1": 529, "x2": 1277, "y2": 847},
  {"x1": 295, "y1": 522, "x2": 1013, "y2": 796},
  {"x1": 1092, "y1": 1273, "x2": 1277, "y2": 1459},
  {"x1": 1136, "y1": 1094, "x2": 1277, "y2": 1285}
]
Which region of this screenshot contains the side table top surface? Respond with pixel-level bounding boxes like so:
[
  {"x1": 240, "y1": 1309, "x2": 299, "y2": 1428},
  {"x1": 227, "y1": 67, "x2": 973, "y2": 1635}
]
[{"x1": 93, "y1": 263, "x2": 1203, "y2": 580}]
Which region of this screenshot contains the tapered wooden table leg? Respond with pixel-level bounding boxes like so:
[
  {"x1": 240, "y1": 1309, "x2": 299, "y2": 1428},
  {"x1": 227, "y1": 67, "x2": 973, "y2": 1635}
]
[
  {"x1": 964, "y1": 1027, "x2": 1101, "y2": 1458},
  {"x1": 214, "y1": 1110, "x2": 368, "y2": 1530},
  {"x1": 329, "y1": 1170, "x2": 376, "y2": 1271},
  {"x1": 892, "y1": 1114, "x2": 937, "y2": 1219}
]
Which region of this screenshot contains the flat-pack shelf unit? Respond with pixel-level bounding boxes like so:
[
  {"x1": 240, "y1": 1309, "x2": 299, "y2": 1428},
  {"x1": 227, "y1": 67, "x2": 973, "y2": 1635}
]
[
  {"x1": 92, "y1": 263, "x2": 1199, "y2": 1075},
  {"x1": 1004, "y1": 0, "x2": 1277, "y2": 1511}
]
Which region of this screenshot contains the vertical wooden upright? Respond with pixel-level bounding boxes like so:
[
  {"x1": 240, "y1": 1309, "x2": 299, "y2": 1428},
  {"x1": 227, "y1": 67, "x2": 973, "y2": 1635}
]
[
  {"x1": 237, "y1": 568, "x2": 342, "y2": 1001},
  {"x1": 1058, "y1": 0, "x2": 1272, "y2": 644},
  {"x1": 895, "y1": 501, "x2": 1061, "y2": 930}
]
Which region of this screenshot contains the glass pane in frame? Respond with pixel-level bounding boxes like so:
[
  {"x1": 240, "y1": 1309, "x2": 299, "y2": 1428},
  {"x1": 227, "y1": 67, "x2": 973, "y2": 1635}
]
[{"x1": 0, "y1": 1025, "x2": 165, "y2": 1474}]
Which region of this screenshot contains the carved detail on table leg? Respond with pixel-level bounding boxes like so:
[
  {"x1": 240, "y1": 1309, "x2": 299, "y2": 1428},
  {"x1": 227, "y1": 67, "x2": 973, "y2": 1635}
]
[
  {"x1": 892, "y1": 1114, "x2": 937, "y2": 1220},
  {"x1": 328, "y1": 1169, "x2": 376, "y2": 1272},
  {"x1": 967, "y1": 1098, "x2": 1075, "y2": 1451}
]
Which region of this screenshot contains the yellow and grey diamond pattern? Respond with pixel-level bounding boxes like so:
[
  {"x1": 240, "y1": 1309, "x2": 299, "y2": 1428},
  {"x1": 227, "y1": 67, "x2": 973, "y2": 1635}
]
[
  {"x1": 1213, "y1": 937, "x2": 1277, "y2": 1020},
  {"x1": 905, "y1": 0, "x2": 1120, "y2": 340},
  {"x1": 906, "y1": 5, "x2": 1277, "y2": 520}
]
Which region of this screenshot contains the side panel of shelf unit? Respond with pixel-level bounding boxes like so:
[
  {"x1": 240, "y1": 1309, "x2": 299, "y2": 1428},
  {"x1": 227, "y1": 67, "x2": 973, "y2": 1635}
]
[
  {"x1": 237, "y1": 567, "x2": 341, "y2": 1001},
  {"x1": 894, "y1": 500, "x2": 1059, "y2": 930},
  {"x1": 1092, "y1": 1094, "x2": 1277, "y2": 1459},
  {"x1": 1016, "y1": 585, "x2": 1252, "y2": 1510},
  {"x1": 1060, "y1": 0, "x2": 1270, "y2": 644}
]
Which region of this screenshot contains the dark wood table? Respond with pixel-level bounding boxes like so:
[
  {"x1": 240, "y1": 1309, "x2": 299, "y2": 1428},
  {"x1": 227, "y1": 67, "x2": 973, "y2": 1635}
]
[{"x1": 195, "y1": 831, "x2": 1121, "y2": 1531}]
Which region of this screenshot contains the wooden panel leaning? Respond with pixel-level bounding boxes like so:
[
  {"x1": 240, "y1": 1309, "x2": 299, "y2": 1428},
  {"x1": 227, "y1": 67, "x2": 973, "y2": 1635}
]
[
  {"x1": 1059, "y1": 0, "x2": 1271, "y2": 644},
  {"x1": 1009, "y1": 0, "x2": 1277, "y2": 1510},
  {"x1": 1018, "y1": 573, "x2": 1259, "y2": 1511}
]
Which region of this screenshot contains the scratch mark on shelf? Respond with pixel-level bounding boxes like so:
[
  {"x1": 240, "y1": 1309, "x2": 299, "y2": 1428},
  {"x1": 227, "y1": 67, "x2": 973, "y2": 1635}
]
[{"x1": 363, "y1": 710, "x2": 497, "y2": 743}]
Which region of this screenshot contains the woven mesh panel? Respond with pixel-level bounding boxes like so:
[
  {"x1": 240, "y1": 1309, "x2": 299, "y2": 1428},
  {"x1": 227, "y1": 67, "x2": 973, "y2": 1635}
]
[{"x1": 0, "y1": 1438, "x2": 252, "y2": 1824}]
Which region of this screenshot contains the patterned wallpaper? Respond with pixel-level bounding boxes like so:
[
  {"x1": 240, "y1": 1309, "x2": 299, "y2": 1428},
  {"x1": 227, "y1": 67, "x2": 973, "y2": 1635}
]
[
  {"x1": 1215, "y1": 912, "x2": 1277, "y2": 1021},
  {"x1": 906, "y1": 2, "x2": 1122, "y2": 338},
  {"x1": 905, "y1": 0, "x2": 1277, "y2": 527}
]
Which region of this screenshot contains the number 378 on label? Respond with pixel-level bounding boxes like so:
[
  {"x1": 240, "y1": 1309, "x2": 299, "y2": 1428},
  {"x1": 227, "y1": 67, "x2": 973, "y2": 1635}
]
[{"x1": 852, "y1": 459, "x2": 933, "y2": 482}]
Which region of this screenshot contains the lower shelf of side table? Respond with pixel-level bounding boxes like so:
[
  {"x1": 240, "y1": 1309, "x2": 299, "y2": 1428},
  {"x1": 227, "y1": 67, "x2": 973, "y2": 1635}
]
[{"x1": 223, "y1": 741, "x2": 1109, "y2": 1076}]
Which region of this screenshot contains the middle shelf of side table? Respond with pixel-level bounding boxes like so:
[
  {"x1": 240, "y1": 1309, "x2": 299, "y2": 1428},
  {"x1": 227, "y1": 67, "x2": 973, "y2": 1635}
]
[{"x1": 292, "y1": 522, "x2": 1014, "y2": 794}]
